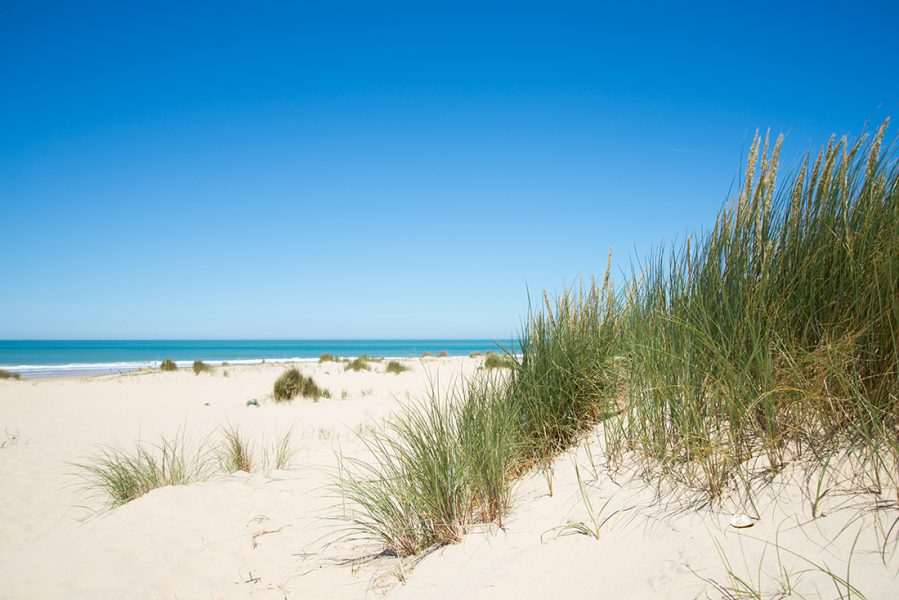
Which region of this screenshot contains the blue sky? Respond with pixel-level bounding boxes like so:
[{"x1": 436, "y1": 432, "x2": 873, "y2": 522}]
[{"x1": 2, "y1": 1, "x2": 898, "y2": 339}]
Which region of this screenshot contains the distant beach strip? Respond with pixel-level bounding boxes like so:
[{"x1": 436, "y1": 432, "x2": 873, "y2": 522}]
[{"x1": 0, "y1": 339, "x2": 517, "y2": 378}]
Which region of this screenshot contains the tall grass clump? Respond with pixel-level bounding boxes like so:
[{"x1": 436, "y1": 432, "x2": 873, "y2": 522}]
[
  {"x1": 339, "y1": 375, "x2": 516, "y2": 556},
  {"x1": 76, "y1": 433, "x2": 212, "y2": 508},
  {"x1": 609, "y1": 121, "x2": 899, "y2": 496},
  {"x1": 159, "y1": 359, "x2": 177, "y2": 371},
  {"x1": 273, "y1": 367, "x2": 328, "y2": 401},
  {"x1": 338, "y1": 120, "x2": 899, "y2": 556},
  {"x1": 511, "y1": 262, "x2": 621, "y2": 469},
  {"x1": 319, "y1": 353, "x2": 339, "y2": 363}
]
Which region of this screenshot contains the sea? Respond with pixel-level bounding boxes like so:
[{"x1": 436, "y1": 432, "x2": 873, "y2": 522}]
[{"x1": 0, "y1": 339, "x2": 517, "y2": 378}]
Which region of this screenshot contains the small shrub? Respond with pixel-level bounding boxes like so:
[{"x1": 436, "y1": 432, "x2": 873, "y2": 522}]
[
  {"x1": 273, "y1": 368, "x2": 328, "y2": 402},
  {"x1": 0, "y1": 369, "x2": 20, "y2": 380},
  {"x1": 483, "y1": 352, "x2": 516, "y2": 370},
  {"x1": 386, "y1": 361, "x2": 410, "y2": 374},
  {"x1": 192, "y1": 360, "x2": 212, "y2": 375},
  {"x1": 438, "y1": 351, "x2": 449, "y2": 358},
  {"x1": 345, "y1": 357, "x2": 371, "y2": 372},
  {"x1": 159, "y1": 359, "x2": 177, "y2": 372},
  {"x1": 319, "y1": 353, "x2": 339, "y2": 363},
  {"x1": 273, "y1": 368, "x2": 302, "y2": 401}
]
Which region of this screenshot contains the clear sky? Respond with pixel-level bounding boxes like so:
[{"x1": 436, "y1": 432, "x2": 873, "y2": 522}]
[{"x1": 2, "y1": 1, "x2": 898, "y2": 339}]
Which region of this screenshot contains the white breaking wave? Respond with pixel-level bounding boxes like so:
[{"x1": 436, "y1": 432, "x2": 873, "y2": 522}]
[{"x1": 0, "y1": 357, "x2": 318, "y2": 378}]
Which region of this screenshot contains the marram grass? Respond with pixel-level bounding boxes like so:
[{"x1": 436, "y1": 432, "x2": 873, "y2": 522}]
[
  {"x1": 78, "y1": 428, "x2": 298, "y2": 508},
  {"x1": 338, "y1": 120, "x2": 899, "y2": 556},
  {"x1": 273, "y1": 367, "x2": 329, "y2": 401},
  {"x1": 608, "y1": 121, "x2": 899, "y2": 497},
  {"x1": 338, "y1": 374, "x2": 516, "y2": 556},
  {"x1": 76, "y1": 432, "x2": 214, "y2": 508},
  {"x1": 385, "y1": 360, "x2": 409, "y2": 374}
]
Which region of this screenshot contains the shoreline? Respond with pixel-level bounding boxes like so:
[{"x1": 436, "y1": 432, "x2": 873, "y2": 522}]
[{"x1": 0, "y1": 339, "x2": 513, "y2": 378}]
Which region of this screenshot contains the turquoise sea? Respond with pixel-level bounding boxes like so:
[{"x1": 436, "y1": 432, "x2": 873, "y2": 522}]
[{"x1": 0, "y1": 340, "x2": 516, "y2": 378}]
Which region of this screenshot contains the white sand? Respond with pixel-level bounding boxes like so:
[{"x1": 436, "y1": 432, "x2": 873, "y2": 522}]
[{"x1": 1, "y1": 358, "x2": 896, "y2": 599}]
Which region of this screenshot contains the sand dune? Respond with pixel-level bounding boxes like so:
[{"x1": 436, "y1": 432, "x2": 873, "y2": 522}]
[{"x1": 1, "y1": 358, "x2": 896, "y2": 598}]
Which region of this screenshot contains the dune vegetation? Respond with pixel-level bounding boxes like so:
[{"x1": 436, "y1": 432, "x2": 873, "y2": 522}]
[
  {"x1": 339, "y1": 121, "x2": 899, "y2": 556},
  {"x1": 159, "y1": 359, "x2": 177, "y2": 371},
  {"x1": 385, "y1": 361, "x2": 410, "y2": 374},
  {"x1": 483, "y1": 351, "x2": 517, "y2": 370},
  {"x1": 345, "y1": 357, "x2": 371, "y2": 372},
  {"x1": 273, "y1": 367, "x2": 329, "y2": 402},
  {"x1": 0, "y1": 369, "x2": 20, "y2": 380},
  {"x1": 192, "y1": 360, "x2": 212, "y2": 375},
  {"x1": 75, "y1": 432, "x2": 213, "y2": 508},
  {"x1": 77, "y1": 426, "x2": 299, "y2": 508}
]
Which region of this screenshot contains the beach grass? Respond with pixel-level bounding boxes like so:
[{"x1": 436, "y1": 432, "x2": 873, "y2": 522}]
[
  {"x1": 273, "y1": 367, "x2": 328, "y2": 402},
  {"x1": 192, "y1": 360, "x2": 212, "y2": 375},
  {"x1": 265, "y1": 429, "x2": 296, "y2": 471},
  {"x1": 0, "y1": 369, "x2": 20, "y2": 380},
  {"x1": 159, "y1": 359, "x2": 177, "y2": 371},
  {"x1": 338, "y1": 374, "x2": 515, "y2": 556},
  {"x1": 385, "y1": 361, "x2": 409, "y2": 374},
  {"x1": 339, "y1": 120, "x2": 899, "y2": 555},
  {"x1": 604, "y1": 121, "x2": 899, "y2": 497},
  {"x1": 345, "y1": 357, "x2": 371, "y2": 372},
  {"x1": 483, "y1": 351, "x2": 518, "y2": 371},
  {"x1": 319, "y1": 353, "x2": 340, "y2": 363},
  {"x1": 218, "y1": 425, "x2": 253, "y2": 473},
  {"x1": 76, "y1": 432, "x2": 213, "y2": 508}
]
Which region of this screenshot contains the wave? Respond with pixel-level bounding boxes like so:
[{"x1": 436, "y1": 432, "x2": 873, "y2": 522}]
[{"x1": 0, "y1": 357, "x2": 320, "y2": 377}]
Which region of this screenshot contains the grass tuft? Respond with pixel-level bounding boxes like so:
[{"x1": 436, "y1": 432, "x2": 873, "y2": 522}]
[
  {"x1": 385, "y1": 361, "x2": 410, "y2": 374},
  {"x1": 159, "y1": 359, "x2": 177, "y2": 371},
  {"x1": 273, "y1": 367, "x2": 328, "y2": 402},
  {"x1": 218, "y1": 425, "x2": 253, "y2": 472},
  {"x1": 265, "y1": 428, "x2": 296, "y2": 471},
  {"x1": 192, "y1": 360, "x2": 212, "y2": 375},
  {"x1": 338, "y1": 374, "x2": 515, "y2": 556},
  {"x1": 483, "y1": 351, "x2": 518, "y2": 370},
  {"x1": 345, "y1": 357, "x2": 371, "y2": 372},
  {"x1": 76, "y1": 432, "x2": 212, "y2": 508}
]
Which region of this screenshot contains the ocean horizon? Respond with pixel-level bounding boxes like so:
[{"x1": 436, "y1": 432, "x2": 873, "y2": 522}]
[{"x1": 0, "y1": 339, "x2": 517, "y2": 378}]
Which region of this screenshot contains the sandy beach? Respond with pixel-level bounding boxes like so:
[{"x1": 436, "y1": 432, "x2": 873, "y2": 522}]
[{"x1": 1, "y1": 357, "x2": 895, "y2": 599}]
